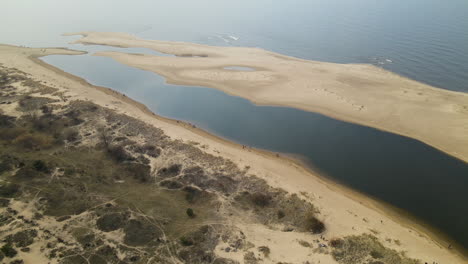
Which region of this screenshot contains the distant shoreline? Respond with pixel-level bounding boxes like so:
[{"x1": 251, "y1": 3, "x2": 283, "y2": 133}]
[{"x1": 1, "y1": 43, "x2": 466, "y2": 263}]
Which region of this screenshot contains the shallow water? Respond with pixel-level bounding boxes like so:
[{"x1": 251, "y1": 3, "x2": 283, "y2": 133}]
[{"x1": 2, "y1": 0, "x2": 468, "y2": 251}]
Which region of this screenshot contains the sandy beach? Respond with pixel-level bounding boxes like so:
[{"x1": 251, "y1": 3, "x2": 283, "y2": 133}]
[
  {"x1": 0, "y1": 43, "x2": 466, "y2": 263},
  {"x1": 66, "y1": 31, "x2": 468, "y2": 164}
]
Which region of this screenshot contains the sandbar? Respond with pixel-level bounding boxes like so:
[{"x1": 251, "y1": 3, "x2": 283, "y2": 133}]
[{"x1": 68, "y1": 31, "x2": 468, "y2": 163}]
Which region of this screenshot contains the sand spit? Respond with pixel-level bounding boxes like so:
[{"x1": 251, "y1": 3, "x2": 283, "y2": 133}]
[
  {"x1": 0, "y1": 43, "x2": 466, "y2": 263},
  {"x1": 67, "y1": 31, "x2": 468, "y2": 163}
]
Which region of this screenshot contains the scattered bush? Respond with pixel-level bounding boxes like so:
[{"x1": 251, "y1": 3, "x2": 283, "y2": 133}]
[
  {"x1": 179, "y1": 225, "x2": 212, "y2": 248},
  {"x1": 1, "y1": 243, "x2": 17, "y2": 258},
  {"x1": 370, "y1": 250, "x2": 384, "y2": 259},
  {"x1": 277, "y1": 210, "x2": 285, "y2": 219},
  {"x1": 0, "y1": 159, "x2": 14, "y2": 174},
  {"x1": 0, "y1": 198, "x2": 10, "y2": 207},
  {"x1": 124, "y1": 163, "x2": 151, "y2": 183},
  {"x1": 251, "y1": 192, "x2": 271, "y2": 207},
  {"x1": 108, "y1": 145, "x2": 131, "y2": 162},
  {"x1": 6, "y1": 229, "x2": 37, "y2": 247},
  {"x1": 0, "y1": 183, "x2": 20, "y2": 198},
  {"x1": 180, "y1": 236, "x2": 194, "y2": 246},
  {"x1": 31, "y1": 115, "x2": 51, "y2": 131},
  {"x1": 157, "y1": 164, "x2": 182, "y2": 178},
  {"x1": 186, "y1": 208, "x2": 195, "y2": 218},
  {"x1": 96, "y1": 213, "x2": 125, "y2": 232},
  {"x1": 159, "y1": 180, "x2": 183, "y2": 189},
  {"x1": 137, "y1": 155, "x2": 150, "y2": 165},
  {"x1": 243, "y1": 252, "x2": 257, "y2": 264},
  {"x1": 304, "y1": 214, "x2": 325, "y2": 234},
  {"x1": 143, "y1": 144, "x2": 161, "y2": 158},
  {"x1": 330, "y1": 238, "x2": 344, "y2": 248},
  {"x1": 40, "y1": 105, "x2": 52, "y2": 114},
  {"x1": 18, "y1": 95, "x2": 51, "y2": 112},
  {"x1": 0, "y1": 114, "x2": 15, "y2": 127},
  {"x1": 258, "y1": 246, "x2": 270, "y2": 257},
  {"x1": 182, "y1": 186, "x2": 212, "y2": 204},
  {"x1": 33, "y1": 160, "x2": 49, "y2": 173},
  {"x1": 298, "y1": 240, "x2": 311, "y2": 247}
]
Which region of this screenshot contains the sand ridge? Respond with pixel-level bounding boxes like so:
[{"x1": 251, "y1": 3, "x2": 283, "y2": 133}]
[{"x1": 68, "y1": 31, "x2": 468, "y2": 163}]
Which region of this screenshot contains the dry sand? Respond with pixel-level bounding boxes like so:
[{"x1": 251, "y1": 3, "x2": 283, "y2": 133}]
[
  {"x1": 67, "y1": 31, "x2": 468, "y2": 164},
  {"x1": 0, "y1": 43, "x2": 466, "y2": 263}
]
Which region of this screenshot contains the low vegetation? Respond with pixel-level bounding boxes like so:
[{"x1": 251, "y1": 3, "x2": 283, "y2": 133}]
[{"x1": 330, "y1": 234, "x2": 420, "y2": 264}]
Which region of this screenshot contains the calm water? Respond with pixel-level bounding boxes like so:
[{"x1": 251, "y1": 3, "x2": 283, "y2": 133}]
[
  {"x1": 2, "y1": 0, "x2": 468, "y2": 250},
  {"x1": 43, "y1": 54, "x2": 468, "y2": 250}
]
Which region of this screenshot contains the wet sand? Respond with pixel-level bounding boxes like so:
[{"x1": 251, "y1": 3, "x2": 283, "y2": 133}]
[
  {"x1": 0, "y1": 43, "x2": 466, "y2": 263},
  {"x1": 67, "y1": 31, "x2": 468, "y2": 164}
]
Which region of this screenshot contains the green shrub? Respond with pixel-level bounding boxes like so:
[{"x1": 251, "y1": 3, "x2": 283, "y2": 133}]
[
  {"x1": 40, "y1": 105, "x2": 52, "y2": 114},
  {"x1": 1, "y1": 243, "x2": 17, "y2": 258},
  {"x1": 258, "y1": 246, "x2": 270, "y2": 257},
  {"x1": 304, "y1": 214, "x2": 325, "y2": 234},
  {"x1": 0, "y1": 183, "x2": 20, "y2": 198},
  {"x1": 330, "y1": 238, "x2": 344, "y2": 248},
  {"x1": 124, "y1": 163, "x2": 151, "y2": 183},
  {"x1": 180, "y1": 236, "x2": 194, "y2": 246},
  {"x1": 250, "y1": 192, "x2": 271, "y2": 207},
  {"x1": 96, "y1": 213, "x2": 125, "y2": 232},
  {"x1": 277, "y1": 210, "x2": 285, "y2": 219},
  {"x1": 31, "y1": 116, "x2": 51, "y2": 131},
  {"x1": 298, "y1": 240, "x2": 311, "y2": 247},
  {"x1": 108, "y1": 145, "x2": 131, "y2": 162},
  {"x1": 157, "y1": 164, "x2": 182, "y2": 178},
  {"x1": 33, "y1": 160, "x2": 49, "y2": 173},
  {"x1": 370, "y1": 249, "x2": 384, "y2": 259},
  {"x1": 186, "y1": 208, "x2": 195, "y2": 218},
  {"x1": 0, "y1": 162, "x2": 13, "y2": 175},
  {"x1": 0, "y1": 114, "x2": 15, "y2": 127}
]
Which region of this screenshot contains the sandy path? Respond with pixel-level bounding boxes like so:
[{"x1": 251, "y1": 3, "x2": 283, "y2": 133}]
[
  {"x1": 67, "y1": 31, "x2": 468, "y2": 164},
  {"x1": 0, "y1": 43, "x2": 466, "y2": 263}
]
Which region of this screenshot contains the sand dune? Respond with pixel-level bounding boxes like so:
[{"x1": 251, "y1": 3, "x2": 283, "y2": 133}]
[{"x1": 68, "y1": 31, "x2": 468, "y2": 163}]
